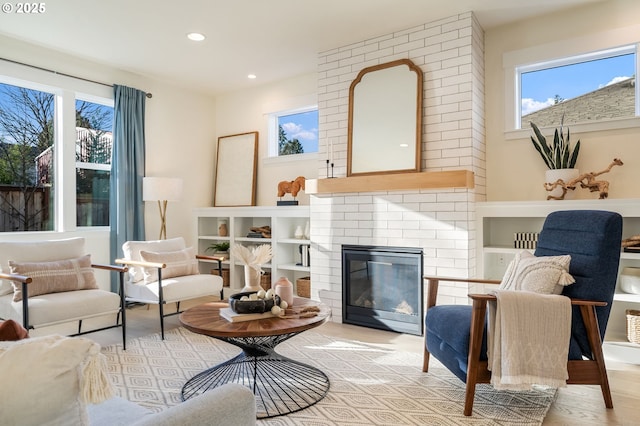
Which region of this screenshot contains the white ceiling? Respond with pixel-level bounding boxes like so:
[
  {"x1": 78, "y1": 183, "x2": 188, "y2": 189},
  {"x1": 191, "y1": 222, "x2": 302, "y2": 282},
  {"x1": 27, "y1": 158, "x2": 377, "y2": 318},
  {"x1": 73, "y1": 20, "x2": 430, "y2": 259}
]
[{"x1": 0, "y1": 0, "x2": 601, "y2": 96}]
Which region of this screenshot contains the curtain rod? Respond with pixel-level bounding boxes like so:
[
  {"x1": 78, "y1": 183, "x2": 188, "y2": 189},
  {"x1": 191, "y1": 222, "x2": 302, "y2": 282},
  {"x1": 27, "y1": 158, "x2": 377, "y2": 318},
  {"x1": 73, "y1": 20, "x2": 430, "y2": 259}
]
[{"x1": 0, "y1": 57, "x2": 153, "y2": 98}]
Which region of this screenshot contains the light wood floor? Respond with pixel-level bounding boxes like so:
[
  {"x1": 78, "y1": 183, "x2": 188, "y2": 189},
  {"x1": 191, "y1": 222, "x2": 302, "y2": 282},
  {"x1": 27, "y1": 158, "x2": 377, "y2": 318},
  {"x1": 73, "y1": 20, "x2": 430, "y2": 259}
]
[{"x1": 81, "y1": 297, "x2": 639, "y2": 425}]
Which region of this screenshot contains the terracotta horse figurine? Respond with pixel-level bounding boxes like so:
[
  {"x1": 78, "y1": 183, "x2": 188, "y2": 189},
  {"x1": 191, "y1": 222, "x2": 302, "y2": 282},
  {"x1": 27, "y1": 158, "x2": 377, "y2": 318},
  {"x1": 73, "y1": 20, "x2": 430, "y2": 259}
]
[{"x1": 277, "y1": 176, "x2": 306, "y2": 199}]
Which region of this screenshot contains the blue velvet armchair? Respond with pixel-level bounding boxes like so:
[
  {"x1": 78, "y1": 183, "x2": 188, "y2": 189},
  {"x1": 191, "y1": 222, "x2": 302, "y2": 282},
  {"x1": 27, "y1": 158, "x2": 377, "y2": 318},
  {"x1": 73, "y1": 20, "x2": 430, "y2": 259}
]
[{"x1": 423, "y1": 210, "x2": 623, "y2": 415}]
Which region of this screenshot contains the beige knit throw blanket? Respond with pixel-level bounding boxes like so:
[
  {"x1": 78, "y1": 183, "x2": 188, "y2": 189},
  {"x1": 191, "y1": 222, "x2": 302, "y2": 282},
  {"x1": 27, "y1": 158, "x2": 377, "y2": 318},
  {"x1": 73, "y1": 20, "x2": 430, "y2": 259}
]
[{"x1": 487, "y1": 290, "x2": 571, "y2": 390}]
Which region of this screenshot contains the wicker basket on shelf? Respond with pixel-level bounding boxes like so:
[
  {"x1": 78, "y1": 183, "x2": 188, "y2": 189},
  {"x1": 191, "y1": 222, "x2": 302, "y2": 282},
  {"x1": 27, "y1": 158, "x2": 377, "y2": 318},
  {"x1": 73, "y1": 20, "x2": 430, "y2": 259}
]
[
  {"x1": 211, "y1": 268, "x2": 230, "y2": 287},
  {"x1": 296, "y1": 276, "x2": 311, "y2": 298},
  {"x1": 627, "y1": 309, "x2": 640, "y2": 344}
]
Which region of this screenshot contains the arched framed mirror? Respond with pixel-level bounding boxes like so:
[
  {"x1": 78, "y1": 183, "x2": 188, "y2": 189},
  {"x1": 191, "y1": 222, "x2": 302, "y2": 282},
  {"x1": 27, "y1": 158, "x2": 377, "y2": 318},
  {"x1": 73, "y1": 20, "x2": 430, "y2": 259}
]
[{"x1": 347, "y1": 58, "x2": 423, "y2": 176}]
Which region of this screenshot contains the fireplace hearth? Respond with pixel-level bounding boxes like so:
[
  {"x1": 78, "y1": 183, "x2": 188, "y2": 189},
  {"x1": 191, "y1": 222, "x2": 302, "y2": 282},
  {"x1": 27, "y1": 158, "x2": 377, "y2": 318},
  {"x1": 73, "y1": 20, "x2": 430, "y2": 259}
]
[{"x1": 342, "y1": 245, "x2": 424, "y2": 335}]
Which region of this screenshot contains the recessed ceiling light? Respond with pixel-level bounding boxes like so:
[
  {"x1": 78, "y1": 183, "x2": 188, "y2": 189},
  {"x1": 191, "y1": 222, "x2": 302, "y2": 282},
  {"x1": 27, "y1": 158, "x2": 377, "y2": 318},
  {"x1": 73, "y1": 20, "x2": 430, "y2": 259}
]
[
  {"x1": 399, "y1": 143, "x2": 409, "y2": 148},
  {"x1": 248, "y1": 74, "x2": 257, "y2": 79},
  {"x1": 187, "y1": 33, "x2": 205, "y2": 41}
]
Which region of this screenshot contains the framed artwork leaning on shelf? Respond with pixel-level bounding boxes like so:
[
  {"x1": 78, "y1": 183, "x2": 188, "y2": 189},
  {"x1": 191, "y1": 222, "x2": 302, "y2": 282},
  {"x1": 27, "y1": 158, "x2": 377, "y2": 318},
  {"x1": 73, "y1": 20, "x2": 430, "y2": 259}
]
[{"x1": 214, "y1": 131, "x2": 258, "y2": 207}]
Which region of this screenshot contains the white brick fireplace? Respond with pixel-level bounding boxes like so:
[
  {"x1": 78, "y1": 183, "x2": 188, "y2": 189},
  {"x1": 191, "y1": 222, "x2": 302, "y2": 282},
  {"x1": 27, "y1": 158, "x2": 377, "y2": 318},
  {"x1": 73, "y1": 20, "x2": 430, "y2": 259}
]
[{"x1": 309, "y1": 12, "x2": 487, "y2": 322}]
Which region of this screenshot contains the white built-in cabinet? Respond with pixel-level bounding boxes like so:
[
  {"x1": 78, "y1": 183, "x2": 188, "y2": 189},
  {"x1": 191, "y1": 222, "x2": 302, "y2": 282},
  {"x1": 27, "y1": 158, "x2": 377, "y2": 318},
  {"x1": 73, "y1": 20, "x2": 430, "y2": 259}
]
[
  {"x1": 476, "y1": 199, "x2": 640, "y2": 361},
  {"x1": 194, "y1": 206, "x2": 310, "y2": 298}
]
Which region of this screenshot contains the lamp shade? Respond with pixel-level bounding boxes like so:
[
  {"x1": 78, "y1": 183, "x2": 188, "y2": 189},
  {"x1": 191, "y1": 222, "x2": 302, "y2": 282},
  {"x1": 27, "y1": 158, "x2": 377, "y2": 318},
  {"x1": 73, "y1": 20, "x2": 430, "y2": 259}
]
[{"x1": 143, "y1": 177, "x2": 183, "y2": 201}]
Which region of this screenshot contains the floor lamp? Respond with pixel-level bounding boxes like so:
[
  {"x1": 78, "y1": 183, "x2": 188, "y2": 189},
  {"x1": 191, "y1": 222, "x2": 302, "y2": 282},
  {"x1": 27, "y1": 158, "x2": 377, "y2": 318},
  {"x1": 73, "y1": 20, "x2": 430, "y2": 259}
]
[{"x1": 143, "y1": 177, "x2": 183, "y2": 240}]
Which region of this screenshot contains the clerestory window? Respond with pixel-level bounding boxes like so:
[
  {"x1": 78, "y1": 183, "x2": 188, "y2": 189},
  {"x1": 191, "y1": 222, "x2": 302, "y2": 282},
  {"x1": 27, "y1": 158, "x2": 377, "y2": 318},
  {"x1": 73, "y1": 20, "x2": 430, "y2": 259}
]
[
  {"x1": 518, "y1": 45, "x2": 636, "y2": 129},
  {"x1": 268, "y1": 106, "x2": 318, "y2": 158}
]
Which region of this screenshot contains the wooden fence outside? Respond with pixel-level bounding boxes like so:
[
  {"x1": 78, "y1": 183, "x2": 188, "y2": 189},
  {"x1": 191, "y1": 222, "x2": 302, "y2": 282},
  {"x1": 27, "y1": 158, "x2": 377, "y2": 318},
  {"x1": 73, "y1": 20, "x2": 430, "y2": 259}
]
[
  {"x1": 0, "y1": 185, "x2": 50, "y2": 232},
  {"x1": 0, "y1": 186, "x2": 109, "y2": 231},
  {"x1": 76, "y1": 194, "x2": 109, "y2": 227}
]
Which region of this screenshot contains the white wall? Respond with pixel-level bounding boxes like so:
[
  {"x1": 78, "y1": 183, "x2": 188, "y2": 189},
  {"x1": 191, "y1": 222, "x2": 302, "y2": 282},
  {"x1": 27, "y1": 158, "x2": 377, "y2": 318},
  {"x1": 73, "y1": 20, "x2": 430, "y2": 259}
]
[
  {"x1": 214, "y1": 73, "x2": 319, "y2": 206},
  {"x1": 143, "y1": 83, "x2": 217, "y2": 244},
  {"x1": 485, "y1": 0, "x2": 640, "y2": 201}
]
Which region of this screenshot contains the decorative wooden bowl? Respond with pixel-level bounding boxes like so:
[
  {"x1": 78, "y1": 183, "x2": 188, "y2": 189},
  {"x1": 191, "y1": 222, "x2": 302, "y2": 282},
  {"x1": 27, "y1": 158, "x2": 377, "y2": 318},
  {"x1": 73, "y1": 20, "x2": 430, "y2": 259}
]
[{"x1": 229, "y1": 291, "x2": 281, "y2": 314}]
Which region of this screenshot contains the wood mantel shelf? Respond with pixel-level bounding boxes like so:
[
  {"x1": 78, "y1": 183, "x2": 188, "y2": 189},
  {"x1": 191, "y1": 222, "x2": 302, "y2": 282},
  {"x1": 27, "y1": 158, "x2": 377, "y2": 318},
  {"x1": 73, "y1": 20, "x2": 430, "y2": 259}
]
[{"x1": 305, "y1": 170, "x2": 474, "y2": 194}]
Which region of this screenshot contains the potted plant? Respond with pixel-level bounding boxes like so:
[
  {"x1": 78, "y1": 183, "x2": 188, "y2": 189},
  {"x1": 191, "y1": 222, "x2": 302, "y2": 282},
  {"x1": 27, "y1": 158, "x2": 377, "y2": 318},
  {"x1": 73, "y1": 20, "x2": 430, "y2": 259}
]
[
  {"x1": 529, "y1": 115, "x2": 581, "y2": 198},
  {"x1": 206, "y1": 241, "x2": 230, "y2": 257}
]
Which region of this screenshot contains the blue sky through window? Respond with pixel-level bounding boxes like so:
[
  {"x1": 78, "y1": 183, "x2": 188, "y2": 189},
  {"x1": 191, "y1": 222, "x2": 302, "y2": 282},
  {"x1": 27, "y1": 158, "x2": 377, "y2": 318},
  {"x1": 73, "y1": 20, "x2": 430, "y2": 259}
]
[
  {"x1": 278, "y1": 110, "x2": 318, "y2": 153},
  {"x1": 521, "y1": 53, "x2": 635, "y2": 116}
]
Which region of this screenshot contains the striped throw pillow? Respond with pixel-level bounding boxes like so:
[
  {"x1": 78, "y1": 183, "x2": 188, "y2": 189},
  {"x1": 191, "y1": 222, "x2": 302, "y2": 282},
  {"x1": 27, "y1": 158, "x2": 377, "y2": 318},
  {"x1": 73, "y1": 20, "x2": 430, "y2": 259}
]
[
  {"x1": 9, "y1": 254, "x2": 98, "y2": 302},
  {"x1": 139, "y1": 247, "x2": 198, "y2": 284}
]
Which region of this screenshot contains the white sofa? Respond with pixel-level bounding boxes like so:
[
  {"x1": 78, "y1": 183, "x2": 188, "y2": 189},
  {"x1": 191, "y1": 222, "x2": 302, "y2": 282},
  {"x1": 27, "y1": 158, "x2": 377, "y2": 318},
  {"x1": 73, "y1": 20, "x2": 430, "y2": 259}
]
[
  {"x1": 0, "y1": 334, "x2": 256, "y2": 426},
  {"x1": 87, "y1": 385, "x2": 256, "y2": 426}
]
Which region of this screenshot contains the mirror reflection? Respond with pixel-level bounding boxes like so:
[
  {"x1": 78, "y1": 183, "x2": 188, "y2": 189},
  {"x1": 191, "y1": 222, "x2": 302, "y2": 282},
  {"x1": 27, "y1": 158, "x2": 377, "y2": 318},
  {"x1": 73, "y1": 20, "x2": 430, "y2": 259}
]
[{"x1": 348, "y1": 59, "x2": 422, "y2": 176}]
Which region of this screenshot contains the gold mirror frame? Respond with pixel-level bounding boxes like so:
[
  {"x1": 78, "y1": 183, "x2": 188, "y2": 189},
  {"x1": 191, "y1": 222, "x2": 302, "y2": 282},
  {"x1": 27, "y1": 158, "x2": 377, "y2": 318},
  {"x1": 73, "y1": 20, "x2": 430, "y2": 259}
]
[{"x1": 347, "y1": 59, "x2": 423, "y2": 177}]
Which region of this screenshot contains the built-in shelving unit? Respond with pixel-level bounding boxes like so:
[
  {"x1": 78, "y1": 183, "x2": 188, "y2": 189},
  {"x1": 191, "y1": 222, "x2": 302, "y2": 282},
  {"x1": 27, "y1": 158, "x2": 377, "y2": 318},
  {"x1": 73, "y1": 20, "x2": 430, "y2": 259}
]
[
  {"x1": 194, "y1": 206, "x2": 310, "y2": 298},
  {"x1": 476, "y1": 199, "x2": 640, "y2": 362}
]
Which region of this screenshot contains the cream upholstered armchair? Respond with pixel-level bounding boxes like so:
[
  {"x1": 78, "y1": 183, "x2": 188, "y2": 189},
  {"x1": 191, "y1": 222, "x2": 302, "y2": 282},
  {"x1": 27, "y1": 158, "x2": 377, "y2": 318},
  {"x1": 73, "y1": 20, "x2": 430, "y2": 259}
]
[
  {"x1": 0, "y1": 237, "x2": 127, "y2": 347},
  {"x1": 116, "y1": 237, "x2": 223, "y2": 339}
]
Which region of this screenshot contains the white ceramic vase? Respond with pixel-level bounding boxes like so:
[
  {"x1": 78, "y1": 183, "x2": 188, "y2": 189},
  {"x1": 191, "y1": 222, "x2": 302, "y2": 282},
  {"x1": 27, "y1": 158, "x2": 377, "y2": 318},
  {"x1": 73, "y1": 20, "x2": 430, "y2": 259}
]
[
  {"x1": 241, "y1": 265, "x2": 263, "y2": 293},
  {"x1": 545, "y1": 168, "x2": 579, "y2": 200}
]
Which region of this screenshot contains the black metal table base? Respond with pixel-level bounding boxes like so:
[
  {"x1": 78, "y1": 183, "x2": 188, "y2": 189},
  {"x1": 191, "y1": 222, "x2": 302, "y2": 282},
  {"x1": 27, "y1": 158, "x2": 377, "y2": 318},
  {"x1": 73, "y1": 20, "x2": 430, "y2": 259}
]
[{"x1": 181, "y1": 333, "x2": 330, "y2": 419}]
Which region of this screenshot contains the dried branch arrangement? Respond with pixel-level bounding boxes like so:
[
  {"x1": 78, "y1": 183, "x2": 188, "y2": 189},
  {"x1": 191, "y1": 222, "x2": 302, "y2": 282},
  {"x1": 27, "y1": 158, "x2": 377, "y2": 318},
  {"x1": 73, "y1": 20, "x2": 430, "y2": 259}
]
[
  {"x1": 231, "y1": 244, "x2": 273, "y2": 273},
  {"x1": 544, "y1": 158, "x2": 623, "y2": 200}
]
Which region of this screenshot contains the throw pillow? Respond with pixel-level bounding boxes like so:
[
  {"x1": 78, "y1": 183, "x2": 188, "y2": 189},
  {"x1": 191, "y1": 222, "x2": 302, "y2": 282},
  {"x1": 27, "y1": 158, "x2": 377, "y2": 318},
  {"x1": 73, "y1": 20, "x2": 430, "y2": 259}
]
[
  {"x1": 0, "y1": 335, "x2": 113, "y2": 426},
  {"x1": 0, "y1": 237, "x2": 85, "y2": 297},
  {"x1": 0, "y1": 319, "x2": 29, "y2": 341},
  {"x1": 499, "y1": 250, "x2": 574, "y2": 294},
  {"x1": 9, "y1": 254, "x2": 98, "y2": 302},
  {"x1": 122, "y1": 237, "x2": 186, "y2": 283},
  {"x1": 139, "y1": 247, "x2": 198, "y2": 284}
]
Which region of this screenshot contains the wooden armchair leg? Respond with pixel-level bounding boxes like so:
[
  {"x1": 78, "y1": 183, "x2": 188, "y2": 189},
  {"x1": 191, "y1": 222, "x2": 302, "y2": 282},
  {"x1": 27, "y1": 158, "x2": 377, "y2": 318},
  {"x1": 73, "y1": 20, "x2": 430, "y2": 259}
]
[
  {"x1": 579, "y1": 304, "x2": 614, "y2": 409},
  {"x1": 464, "y1": 297, "x2": 488, "y2": 416},
  {"x1": 423, "y1": 278, "x2": 439, "y2": 373},
  {"x1": 423, "y1": 344, "x2": 431, "y2": 372}
]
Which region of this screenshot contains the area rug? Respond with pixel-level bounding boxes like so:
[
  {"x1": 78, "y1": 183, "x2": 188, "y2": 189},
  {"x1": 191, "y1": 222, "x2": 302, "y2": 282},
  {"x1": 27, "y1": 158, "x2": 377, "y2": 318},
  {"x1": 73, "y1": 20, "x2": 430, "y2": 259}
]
[{"x1": 101, "y1": 327, "x2": 556, "y2": 425}]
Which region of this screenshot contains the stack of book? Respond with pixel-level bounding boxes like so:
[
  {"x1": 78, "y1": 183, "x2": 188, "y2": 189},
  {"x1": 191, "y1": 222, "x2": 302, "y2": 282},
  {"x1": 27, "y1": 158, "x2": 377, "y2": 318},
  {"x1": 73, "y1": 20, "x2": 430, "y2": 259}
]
[
  {"x1": 219, "y1": 307, "x2": 275, "y2": 322},
  {"x1": 514, "y1": 232, "x2": 539, "y2": 250}
]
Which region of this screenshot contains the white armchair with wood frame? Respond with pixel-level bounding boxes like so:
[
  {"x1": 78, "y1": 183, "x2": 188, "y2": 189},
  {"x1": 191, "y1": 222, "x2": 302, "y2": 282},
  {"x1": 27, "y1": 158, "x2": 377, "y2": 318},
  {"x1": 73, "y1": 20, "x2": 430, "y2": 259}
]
[
  {"x1": 0, "y1": 237, "x2": 127, "y2": 348},
  {"x1": 116, "y1": 237, "x2": 224, "y2": 339}
]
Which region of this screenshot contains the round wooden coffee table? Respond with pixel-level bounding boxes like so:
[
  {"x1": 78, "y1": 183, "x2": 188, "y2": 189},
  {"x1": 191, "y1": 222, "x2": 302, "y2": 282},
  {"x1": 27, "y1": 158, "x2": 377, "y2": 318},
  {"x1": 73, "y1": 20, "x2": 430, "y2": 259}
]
[{"x1": 179, "y1": 297, "x2": 331, "y2": 419}]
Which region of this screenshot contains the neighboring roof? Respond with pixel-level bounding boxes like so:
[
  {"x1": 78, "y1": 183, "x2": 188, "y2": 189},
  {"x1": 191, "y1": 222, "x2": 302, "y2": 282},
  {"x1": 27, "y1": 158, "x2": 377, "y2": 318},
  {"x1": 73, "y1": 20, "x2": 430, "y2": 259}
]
[{"x1": 522, "y1": 77, "x2": 635, "y2": 128}]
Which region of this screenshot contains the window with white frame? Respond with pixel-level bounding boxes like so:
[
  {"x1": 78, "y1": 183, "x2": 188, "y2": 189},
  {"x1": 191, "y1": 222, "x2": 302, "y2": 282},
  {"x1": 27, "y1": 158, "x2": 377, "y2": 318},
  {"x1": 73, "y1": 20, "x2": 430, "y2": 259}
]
[
  {"x1": 0, "y1": 81, "x2": 56, "y2": 231},
  {"x1": 516, "y1": 45, "x2": 637, "y2": 130},
  {"x1": 268, "y1": 106, "x2": 318, "y2": 157},
  {"x1": 75, "y1": 98, "x2": 113, "y2": 227},
  {"x1": 0, "y1": 68, "x2": 113, "y2": 232}
]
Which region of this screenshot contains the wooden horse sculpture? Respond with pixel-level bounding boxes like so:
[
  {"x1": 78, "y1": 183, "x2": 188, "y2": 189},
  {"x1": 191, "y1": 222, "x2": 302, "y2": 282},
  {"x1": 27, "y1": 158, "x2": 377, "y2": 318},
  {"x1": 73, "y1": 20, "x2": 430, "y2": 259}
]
[{"x1": 277, "y1": 176, "x2": 306, "y2": 199}]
